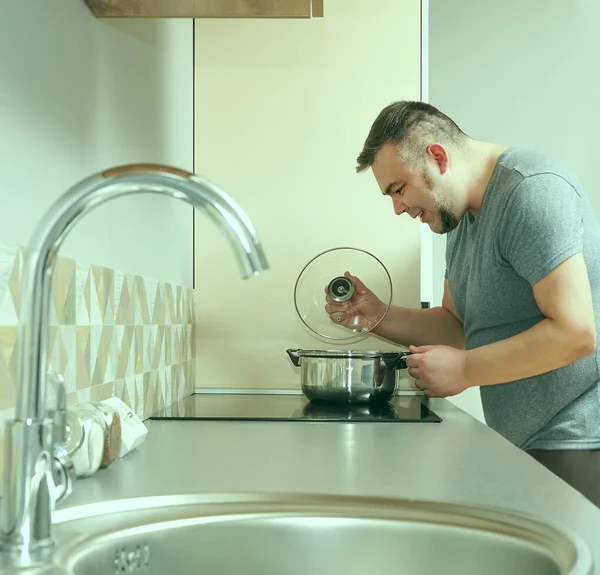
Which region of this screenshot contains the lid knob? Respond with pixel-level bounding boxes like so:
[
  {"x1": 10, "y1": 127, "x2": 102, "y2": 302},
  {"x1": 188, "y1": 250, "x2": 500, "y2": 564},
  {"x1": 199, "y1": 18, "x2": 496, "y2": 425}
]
[{"x1": 327, "y1": 276, "x2": 355, "y2": 302}]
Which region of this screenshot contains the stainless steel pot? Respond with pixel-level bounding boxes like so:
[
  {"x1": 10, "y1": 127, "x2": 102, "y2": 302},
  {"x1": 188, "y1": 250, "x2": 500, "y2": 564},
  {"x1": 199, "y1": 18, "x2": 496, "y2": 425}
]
[{"x1": 286, "y1": 349, "x2": 410, "y2": 404}]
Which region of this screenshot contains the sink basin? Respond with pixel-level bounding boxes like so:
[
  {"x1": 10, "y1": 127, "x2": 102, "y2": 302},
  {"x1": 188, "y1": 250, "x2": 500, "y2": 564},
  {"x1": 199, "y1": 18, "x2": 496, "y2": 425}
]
[{"x1": 46, "y1": 493, "x2": 591, "y2": 575}]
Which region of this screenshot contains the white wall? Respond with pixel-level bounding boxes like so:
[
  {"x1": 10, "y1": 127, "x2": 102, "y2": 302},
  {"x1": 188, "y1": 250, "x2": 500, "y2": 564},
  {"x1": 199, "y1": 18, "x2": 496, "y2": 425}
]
[
  {"x1": 428, "y1": 0, "x2": 600, "y2": 422},
  {"x1": 0, "y1": 1, "x2": 194, "y2": 286},
  {"x1": 193, "y1": 0, "x2": 422, "y2": 389}
]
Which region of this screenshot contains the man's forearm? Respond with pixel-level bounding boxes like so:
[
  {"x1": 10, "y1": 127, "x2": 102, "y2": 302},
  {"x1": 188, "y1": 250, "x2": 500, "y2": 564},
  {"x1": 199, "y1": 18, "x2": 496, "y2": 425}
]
[
  {"x1": 372, "y1": 305, "x2": 465, "y2": 349},
  {"x1": 465, "y1": 318, "x2": 596, "y2": 387}
]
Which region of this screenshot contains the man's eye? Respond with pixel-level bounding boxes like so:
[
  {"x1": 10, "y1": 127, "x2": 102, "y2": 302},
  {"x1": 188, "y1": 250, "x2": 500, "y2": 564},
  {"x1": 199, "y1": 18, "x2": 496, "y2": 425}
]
[{"x1": 395, "y1": 186, "x2": 405, "y2": 196}]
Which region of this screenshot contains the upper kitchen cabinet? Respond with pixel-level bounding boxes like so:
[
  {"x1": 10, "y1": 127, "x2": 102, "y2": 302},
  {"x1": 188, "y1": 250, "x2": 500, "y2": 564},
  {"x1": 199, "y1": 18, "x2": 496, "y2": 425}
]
[{"x1": 83, "y1": 0, "x2": 324, "y2": 18}]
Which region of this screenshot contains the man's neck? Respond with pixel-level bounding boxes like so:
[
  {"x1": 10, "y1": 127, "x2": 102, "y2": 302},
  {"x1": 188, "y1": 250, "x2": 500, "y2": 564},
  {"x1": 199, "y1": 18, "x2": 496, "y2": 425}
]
[{"x1": 464, "y1": 141, "x2": 509, "y2": 216}]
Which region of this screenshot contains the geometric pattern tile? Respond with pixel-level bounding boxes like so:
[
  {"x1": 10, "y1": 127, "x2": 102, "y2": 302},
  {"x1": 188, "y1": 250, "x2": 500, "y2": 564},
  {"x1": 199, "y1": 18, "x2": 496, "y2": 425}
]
[{"x1": 0, "y1": 238, "x2": 196, "y2": 452}]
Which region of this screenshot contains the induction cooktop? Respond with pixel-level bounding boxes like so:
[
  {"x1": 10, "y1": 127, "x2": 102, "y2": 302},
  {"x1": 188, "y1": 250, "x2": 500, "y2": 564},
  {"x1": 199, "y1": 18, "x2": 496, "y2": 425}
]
[{"x1": 149, "y1": 392, "x2": 442, "y2": 423}]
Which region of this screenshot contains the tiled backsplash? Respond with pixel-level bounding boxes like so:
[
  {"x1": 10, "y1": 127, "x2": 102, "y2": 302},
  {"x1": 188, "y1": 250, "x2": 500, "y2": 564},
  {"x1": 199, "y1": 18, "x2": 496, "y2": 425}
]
[{"x1": 0, "y1": 240, "x2": 196, "y2": 447}]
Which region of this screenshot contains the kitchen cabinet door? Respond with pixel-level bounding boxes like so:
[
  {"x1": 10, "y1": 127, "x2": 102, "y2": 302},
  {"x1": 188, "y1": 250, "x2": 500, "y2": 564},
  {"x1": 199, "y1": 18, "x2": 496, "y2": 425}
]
[{"x1": 193, "y1": 0, "x2": 422, "y2": 391}]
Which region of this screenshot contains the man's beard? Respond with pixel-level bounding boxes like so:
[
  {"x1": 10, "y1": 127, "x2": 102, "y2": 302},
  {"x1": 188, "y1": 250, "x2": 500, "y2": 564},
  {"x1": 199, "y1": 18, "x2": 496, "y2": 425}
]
[
  {"x1": 421, "y1": 169, "x2": 460, "y2": 234},
  {"x1": 439, "y1": 206, "x2": 459, "y2": 234}
]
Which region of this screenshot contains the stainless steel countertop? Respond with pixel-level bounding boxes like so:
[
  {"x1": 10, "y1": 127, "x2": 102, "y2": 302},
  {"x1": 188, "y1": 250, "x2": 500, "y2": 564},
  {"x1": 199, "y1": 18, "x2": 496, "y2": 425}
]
[{"x1": 57, "y1": 395, "x2": 600, "y2": 563}]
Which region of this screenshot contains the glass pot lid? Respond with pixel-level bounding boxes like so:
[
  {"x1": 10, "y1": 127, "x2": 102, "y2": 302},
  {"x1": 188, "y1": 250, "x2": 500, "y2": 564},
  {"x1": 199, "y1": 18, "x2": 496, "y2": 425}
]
[{"x1": 293, "y1": 247, "x2": 393, "y2": 343}]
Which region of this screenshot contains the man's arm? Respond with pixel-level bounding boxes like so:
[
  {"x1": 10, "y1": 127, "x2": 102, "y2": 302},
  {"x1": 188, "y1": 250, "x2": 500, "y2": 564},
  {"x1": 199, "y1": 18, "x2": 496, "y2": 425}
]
[
  {"x1": 465, "y1": 252, "x2": 596, "y2": 387},
  {"x1": 372, "y1": 280, "x2": 465, "y2": 349}
]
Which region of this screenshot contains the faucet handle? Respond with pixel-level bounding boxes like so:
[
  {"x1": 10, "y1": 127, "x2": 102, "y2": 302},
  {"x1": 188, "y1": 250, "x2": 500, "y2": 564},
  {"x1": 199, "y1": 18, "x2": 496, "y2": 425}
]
[
  {"x1": 51, "y1": 454, "x2": 75, "y2": 503},
  {"x1": 46, "y1": 371, "x2": 67, "y2": 451},
  {"x1": 45, "y1": 371, "x2": 77, "y2": 504}
]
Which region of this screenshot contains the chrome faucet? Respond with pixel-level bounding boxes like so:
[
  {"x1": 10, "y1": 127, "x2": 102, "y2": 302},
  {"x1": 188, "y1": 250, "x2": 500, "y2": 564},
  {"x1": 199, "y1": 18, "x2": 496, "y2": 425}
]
[{"x1": 0, "y1": 164, "x2": 268, "y2": 567}]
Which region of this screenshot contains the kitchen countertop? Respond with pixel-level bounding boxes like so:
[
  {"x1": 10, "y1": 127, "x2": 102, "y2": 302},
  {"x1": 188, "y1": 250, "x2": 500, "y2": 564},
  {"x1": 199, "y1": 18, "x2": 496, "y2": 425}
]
[{"x1": 57, "y1": 394, "x2": 600, "y2": 563}]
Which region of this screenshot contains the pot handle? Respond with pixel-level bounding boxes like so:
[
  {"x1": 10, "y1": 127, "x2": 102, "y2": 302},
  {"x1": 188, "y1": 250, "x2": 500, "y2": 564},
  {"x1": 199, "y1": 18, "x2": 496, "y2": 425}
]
[
  {"x1": 381, "y1": 351, "x2": 411, "y2": 370},
  {"x1": 286, "y1": 349, "x2": 301, "y2": 367}
]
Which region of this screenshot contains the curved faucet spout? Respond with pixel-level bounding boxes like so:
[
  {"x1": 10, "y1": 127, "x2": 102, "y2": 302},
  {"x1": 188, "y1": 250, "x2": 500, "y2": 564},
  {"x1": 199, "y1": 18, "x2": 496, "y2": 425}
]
[{"x1": 0, "y1": 163, "x2": 268, "y2": 561}]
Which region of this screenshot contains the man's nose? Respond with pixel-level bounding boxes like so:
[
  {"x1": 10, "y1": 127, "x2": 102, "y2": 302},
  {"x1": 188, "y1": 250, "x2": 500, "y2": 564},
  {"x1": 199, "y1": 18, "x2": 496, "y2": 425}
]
[{"x1": 392, "y1": 195, "x2": 407, "y2": 216}]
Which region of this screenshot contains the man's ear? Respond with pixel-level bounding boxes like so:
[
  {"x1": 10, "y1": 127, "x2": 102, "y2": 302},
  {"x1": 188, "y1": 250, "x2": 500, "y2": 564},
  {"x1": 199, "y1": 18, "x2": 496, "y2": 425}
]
[{"x1": 427, "y1": 143, "x2": 449, "y2": 175}]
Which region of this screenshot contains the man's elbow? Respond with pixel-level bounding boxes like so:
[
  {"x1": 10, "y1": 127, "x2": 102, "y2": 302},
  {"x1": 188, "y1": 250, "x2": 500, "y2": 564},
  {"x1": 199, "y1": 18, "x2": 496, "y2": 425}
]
[
  {"x1": 580, "y1": 327, "x2": 597, "y2": 357},
  {"x1": 568, "y1": 324, "x2": 597, "y2": 360}
]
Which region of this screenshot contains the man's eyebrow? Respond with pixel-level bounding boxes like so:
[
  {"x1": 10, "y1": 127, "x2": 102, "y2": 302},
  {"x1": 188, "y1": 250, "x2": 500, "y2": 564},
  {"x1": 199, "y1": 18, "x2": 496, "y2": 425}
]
[{"x1": 383, "y1": 182, "x2": 400, "y2": 196}]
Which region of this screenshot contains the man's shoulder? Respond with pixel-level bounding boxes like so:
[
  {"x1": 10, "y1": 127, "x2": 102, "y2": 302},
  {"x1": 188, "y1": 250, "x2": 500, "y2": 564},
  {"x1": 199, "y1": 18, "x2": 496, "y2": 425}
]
[
  {"x1": 483, "y1": 147, "x2": 584, "y2": 222},
  {"x1": 495, "y1": 146, "x2": 583, "y2": 194}
]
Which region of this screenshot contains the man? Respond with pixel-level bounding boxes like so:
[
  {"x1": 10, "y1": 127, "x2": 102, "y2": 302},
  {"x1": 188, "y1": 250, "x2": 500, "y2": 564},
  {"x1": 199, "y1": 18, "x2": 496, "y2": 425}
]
[{"x1": 326, "y1": 100, "x2": 600, "y2": 506}]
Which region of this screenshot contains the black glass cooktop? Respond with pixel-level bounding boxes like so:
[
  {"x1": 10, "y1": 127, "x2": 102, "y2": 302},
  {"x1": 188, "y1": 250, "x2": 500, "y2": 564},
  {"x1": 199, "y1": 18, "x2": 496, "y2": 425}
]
[{"x1": 150, "y1": 393, "x2": 442, "y2": 423}]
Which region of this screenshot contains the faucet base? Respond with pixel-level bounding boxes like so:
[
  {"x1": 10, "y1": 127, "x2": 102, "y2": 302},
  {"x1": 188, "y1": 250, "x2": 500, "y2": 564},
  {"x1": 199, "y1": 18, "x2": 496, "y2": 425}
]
[
  {"x1": 0, "y1": 548, "x2": 58, "y2": 573},
  {"x1": 0, "y1": 420, "x2": 56, "y2": 559}
]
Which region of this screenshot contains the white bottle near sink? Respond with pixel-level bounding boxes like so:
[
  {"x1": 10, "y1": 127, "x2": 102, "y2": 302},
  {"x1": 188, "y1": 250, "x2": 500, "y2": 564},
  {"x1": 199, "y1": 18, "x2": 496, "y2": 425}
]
[{"x1": 101, "y1": 397, "x2": 148, "y2": 458}]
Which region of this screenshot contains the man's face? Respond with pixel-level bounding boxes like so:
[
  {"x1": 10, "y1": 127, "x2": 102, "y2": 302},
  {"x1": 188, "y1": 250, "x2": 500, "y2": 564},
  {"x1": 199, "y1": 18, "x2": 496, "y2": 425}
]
[{"x1": 371, "y1": 143, "x2": 459, "y2": 234}]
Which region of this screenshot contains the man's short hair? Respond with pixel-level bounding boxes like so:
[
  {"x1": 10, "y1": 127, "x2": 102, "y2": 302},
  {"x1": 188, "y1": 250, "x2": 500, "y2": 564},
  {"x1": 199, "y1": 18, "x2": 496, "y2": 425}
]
[{"x1": 356, "y1": 101, "x2": 468, "y2": 173}]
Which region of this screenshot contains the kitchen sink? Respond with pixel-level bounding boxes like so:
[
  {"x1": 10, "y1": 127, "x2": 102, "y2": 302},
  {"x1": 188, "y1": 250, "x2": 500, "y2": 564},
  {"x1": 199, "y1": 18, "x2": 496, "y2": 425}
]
[{"x1": 40, "y1": 493, "x2": 592, "y2": 574}]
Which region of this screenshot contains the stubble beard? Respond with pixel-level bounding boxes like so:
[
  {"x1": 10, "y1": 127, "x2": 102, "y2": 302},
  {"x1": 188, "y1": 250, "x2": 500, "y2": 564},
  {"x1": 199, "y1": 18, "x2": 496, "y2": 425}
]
[{"x1": 429, "y1": 184, "x2": 460, "y2": 235}]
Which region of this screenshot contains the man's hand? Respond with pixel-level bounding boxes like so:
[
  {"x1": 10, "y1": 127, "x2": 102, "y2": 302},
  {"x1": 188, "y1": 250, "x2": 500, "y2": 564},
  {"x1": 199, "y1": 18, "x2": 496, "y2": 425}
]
[
  {"x1": 406, "y1": 345, "x2": 473, "y2": 397},
  {"x1": 324, "y1": 272, "x2": 387, "y2": 331}
]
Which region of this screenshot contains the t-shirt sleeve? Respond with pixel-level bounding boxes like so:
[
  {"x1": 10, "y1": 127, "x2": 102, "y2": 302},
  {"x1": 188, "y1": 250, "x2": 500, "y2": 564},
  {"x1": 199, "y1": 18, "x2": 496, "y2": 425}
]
[{"x1": 498, "y1": 173, "x2": 583, "y2": 287}]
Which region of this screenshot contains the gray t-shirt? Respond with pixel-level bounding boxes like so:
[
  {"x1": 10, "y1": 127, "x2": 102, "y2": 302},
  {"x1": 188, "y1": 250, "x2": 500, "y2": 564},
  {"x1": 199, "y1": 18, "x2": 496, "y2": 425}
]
[{"x1": 445, "y1": 146, "x2": 600, "y2": 450}]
